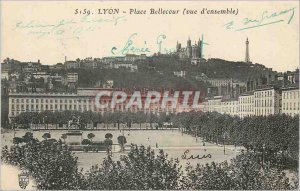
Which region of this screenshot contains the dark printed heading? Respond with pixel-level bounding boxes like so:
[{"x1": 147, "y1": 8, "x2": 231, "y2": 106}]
[{"x1": 74, "y1": 8, "x2": 239, "y2": 15}]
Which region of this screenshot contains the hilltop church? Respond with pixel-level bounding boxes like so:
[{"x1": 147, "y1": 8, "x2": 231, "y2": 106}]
[{"x1": 176, "y1": 37, "x2": 205, "y2": 64}]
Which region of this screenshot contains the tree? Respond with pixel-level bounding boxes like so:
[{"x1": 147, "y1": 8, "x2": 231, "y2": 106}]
[
  {"x1": 105, "y1": 133, "x2": 113, "y2": 139},
  {"x1": 87, "y1": 133, "x2": 95, "y2": 142},
  {"x1": 135, "y1": 111, "x2": 147, "y2": 129},
  {"x1": 1, "y1": 140, "x2": 86, "y2": 189},
  {"x1": 186, "y1": 152, "x2": 294, "y2": 190},
  {"x1": 110, "y1": 111, "x2": 123, "y2": 129},
  {"x1": 42, "y1": 132, "x2": 51, "y2": 141},
  {"x1": 117, "y1": 135, "x2": 127, "y2": 152},
  {"x1": 61, "y1": 134, "x2": 67, "y2": 143},
  {"x1": 147, "y1": 112, "x2": 158, "y2": 128},
  {"x1": 22, "y1": 132, "x2": 34, "y2": 143},
  {"x1": 82, "y1": 139, "x2": 91, "y2": 145},
  {"x1": 13, "y1": 137, "x2": 24, "y2": 145},
  {"x1": 85, "y1": 145, "x2": 184, "y2": 190},
  {"x1": 104, "y1": 133, "x2": 113, "y2": 151},
  {"x1": 117, "y1": 135, "x2": 127, "y2": 146}
]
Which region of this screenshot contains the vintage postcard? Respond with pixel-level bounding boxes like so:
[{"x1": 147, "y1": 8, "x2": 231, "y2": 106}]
[{"x1": 0, "y1": 0, "x2": 299, "y2": 190}]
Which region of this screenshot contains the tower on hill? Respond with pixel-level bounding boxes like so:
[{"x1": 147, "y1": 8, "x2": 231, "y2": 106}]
[{"x1": 245, "y1": 38, "x2": 250, "y2": 63}]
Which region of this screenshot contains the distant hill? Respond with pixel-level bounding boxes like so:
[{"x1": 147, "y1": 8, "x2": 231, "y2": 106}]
[
  {"x1": 203, "y1": 58, "x2": 276, "y2": 81},
  {"x1": 70, "y1": 56, "x2": 277, "y2": 90},
  {"x1": 138, "y1": 57, "x2": 276, "y2": 81}
]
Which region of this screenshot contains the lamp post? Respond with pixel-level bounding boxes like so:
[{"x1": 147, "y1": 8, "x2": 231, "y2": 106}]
[
  {"x1": 223, "y1": 131, "x2": 228, "y2": 155},
  {"x1": 12, "y1": 120, "x2": 16, "y2": 138},
  {"x1": 43, "y1": 116, "x2": 48, "y2": 129},
  {"x1": 262, "y1": 143, "x2": 266, "y2": 167},
  {"x1": 195, "y1": 126, "x2": 198, "y2": 142},
  {"x1": 223, "y1": 134, "x2": 226, "y2": 155}
]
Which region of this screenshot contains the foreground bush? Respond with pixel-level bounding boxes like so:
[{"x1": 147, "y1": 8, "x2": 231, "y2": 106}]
[
  {"x1": 85, "y1": 145, "x2": 184, "y2": 190},
  {"x1": 186, "y1": 152, "x2": 297, "y2": 190},
  {"x1": 2, "y1": 141, "x2": 298, "y2": 190},
  {"x1": 1, "y1": 140, "x2": 85, "y2": 190}
]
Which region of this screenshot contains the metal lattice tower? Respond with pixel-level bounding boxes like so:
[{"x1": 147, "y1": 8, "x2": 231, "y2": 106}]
[{"x1": 245, "y1": 38, "x2": 250, "y2": 63}]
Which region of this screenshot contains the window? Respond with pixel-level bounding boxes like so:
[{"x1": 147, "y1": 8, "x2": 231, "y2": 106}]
[
  {"x1": 12, "y1": 99, "x2": 15, "y2": 103},
  {"x1": 294, "y1": 102, "x2": 296, "y2": 110}
]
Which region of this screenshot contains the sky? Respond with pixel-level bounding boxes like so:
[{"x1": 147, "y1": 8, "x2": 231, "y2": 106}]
[{"x1": 1, "y1": 1, "x2": 299, "y2": 72}]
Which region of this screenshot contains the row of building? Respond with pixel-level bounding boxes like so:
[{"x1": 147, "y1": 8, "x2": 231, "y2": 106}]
[
  {"x1": 3, "y1": 71, "x2": 78, "y2": 93},
  {"x1": 202, "y1": 86, "x2": 299, "y2": 117},
  {"x1": 64, "y1": 54, "x2": 146, "y2": 70},
  {"x1": 7, "y1": 86, "x2": 299, "y2": 123}
]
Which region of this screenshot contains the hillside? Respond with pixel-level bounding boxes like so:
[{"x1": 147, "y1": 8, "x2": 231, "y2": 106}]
[{"x1": 68, "y1": 56, "x2": 276, "y2": 90}]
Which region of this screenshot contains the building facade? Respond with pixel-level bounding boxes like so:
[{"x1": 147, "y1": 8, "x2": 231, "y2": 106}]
[
  {"x1": 221, "y1": 99, "x2": 239, "y2": 116},
  {"x1": 254, "y1": 87, "x2": 281, "y2": 116},
  {"x1": 281, "y1": 87, "x2": 299, "y2": 117},
  {"x1": 208, "y1": 96, "x2": 222, "y2": 113},
  {"x1": 8, "y1": 88, "x2": 202, "y2": 122},
  {"x1": 238, "y1": 92, "x2": 254, "y2": 118}
]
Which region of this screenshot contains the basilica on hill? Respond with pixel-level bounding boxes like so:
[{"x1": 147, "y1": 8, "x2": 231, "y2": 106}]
[{"x1": 175, "y1": 37, "x2": 205, "y2": 64}]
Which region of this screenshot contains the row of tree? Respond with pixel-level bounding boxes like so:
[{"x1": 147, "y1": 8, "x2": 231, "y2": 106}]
[
  {"x1": 10, "y1": 111, "x2": 174, "y2": 129},
  {"x1": 172, "y1": 112, "x2": 299, "y2": 169},
  {"x1": 2, "y1": 139, "x2": 298, "y2": 190}
]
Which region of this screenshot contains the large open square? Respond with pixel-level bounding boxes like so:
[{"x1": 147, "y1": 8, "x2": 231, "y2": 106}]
[{"x1": 1, "y1": 129, "x2": 239, "y2": 172}]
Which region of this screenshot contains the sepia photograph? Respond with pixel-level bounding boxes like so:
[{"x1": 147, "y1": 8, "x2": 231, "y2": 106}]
[{"x1": 0, "y1": 0, "x2": 299, "y2": 190}]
